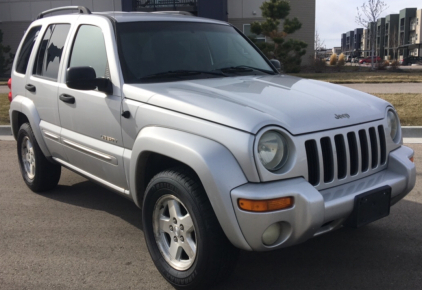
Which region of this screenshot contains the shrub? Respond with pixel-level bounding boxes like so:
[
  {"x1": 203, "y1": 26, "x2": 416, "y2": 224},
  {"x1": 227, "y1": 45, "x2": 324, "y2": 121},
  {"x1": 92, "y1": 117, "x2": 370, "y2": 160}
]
[
  {"x1": 310, "y1": 55, "x2": 326, "y2": 73},
  {"x1": 337, "y1": 53, "x2": 345, "y2": 67},
  {"x1": 376, "y1": 60, "x2": 389, "y2": 70},
  {"x1": 390, "y1": 59, "x2": 400, "y2": 71},
  {"x1": 329, "y1": 53, "x2": 338, "y2": 65},
  {"x1": 0, "y1": 29, "x2": 14, "y2": 77}
]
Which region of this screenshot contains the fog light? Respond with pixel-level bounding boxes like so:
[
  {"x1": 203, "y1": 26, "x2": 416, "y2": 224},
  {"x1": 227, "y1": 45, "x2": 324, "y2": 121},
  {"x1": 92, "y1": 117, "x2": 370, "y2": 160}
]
[{"x1": 262, "y1": 223, "x2": 281, "y2": 246}]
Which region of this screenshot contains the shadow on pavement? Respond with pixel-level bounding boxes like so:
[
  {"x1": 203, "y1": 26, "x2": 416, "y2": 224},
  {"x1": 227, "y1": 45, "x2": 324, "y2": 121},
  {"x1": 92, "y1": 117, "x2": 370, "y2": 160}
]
[
  {"x1": 42, "y1": 174, "x2": 421, "y2": 290},
  {"x1": 45, "y1": 179, "x2": 143, "y2": 231}
]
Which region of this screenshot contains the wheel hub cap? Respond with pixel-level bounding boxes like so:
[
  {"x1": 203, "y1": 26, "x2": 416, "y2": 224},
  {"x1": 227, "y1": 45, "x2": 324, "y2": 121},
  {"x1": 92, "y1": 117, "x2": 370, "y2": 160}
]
[
  {"x1": 153, "y1": 194, "x2": 197, "y2": 271},
  {"x1": 21, "y1": 136, "x2": 35, "y2": 180}
]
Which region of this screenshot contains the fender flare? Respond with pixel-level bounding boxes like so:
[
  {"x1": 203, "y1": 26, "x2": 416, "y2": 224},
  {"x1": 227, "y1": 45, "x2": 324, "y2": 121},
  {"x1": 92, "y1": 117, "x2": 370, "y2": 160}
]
[
  {"x1": 10, "y1": 95, "x2": 51, "y2": 157},
  {"x1": 130, "y1": 126, "x2": 252, "y2": 250}
]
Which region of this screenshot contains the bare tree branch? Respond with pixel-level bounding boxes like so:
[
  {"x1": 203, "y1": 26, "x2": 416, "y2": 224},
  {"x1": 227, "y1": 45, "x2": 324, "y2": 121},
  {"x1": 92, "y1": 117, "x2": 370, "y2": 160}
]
[{"x1": 355, "y1": 0, "x2": 388, "y2": 69}]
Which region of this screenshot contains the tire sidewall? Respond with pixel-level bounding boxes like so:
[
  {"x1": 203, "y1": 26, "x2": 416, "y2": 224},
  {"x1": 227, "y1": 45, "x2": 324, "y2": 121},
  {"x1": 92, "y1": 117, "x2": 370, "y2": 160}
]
[{"x1": 142, "y1": 175, "x2": 210, "y2": 288}]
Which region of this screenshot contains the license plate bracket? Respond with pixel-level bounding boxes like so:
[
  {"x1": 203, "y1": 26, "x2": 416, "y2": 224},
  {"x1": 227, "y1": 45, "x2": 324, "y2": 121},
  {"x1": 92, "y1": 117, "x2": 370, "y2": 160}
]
[{"x1": 344, "y1": 186, "x2": 391, "y2": 228}]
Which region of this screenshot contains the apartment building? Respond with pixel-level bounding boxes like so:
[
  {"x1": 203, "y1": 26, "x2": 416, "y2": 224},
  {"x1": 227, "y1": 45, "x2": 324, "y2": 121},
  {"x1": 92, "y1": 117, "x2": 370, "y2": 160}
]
[
  {"x1": 0, "y1": 0, "x2": 315, "y2": 65},
  {"x1": 341, "y1": 28, "x2": 362, "y2": 57},
  {"x1": 398, "y1": 8, "x2": 417, "y2": 58},
  {"x1": 384, "y1": 14, "x2": 399, "y2": 59},
  {"x1": 412, "y1": 9, "x2": 422, "y2": 56},
  {"x1": 342, "y1": 7, "x2": 422, "y2": 60},
  {"x1": 376, "y1": 17, "x2": 385, "y2": 59}
]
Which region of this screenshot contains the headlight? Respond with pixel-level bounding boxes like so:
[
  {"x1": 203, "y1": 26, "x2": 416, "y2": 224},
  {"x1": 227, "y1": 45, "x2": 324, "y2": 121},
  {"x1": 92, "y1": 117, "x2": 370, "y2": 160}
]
[
  {"x1": 258, "y1": 131, "x2": 288, "y2": 171},
  {"x1": 387, "y1": 109, "x2": 399, "y2": 142}
]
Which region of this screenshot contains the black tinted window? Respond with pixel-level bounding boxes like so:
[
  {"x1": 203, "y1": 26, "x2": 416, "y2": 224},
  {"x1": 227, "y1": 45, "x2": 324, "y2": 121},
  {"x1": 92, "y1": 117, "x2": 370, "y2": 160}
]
[
  {"x1": 15, "y1": 26, "x2": 41, "y2": 74},
  {"x1": 69, "y1": 25, "x2": 108, "y2": 78},
  {"x1": 116, "y1": 22, "x2": 273, "y2": 83},
  {"x1": 33, "y1": 24, "x2": 70, "y2": 80}
]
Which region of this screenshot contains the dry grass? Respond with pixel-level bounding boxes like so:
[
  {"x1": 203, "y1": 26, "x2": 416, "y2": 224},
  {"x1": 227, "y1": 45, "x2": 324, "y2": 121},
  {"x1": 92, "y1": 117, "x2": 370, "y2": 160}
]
[
  {"x1": 0, "y1": 93, "x2": 10, "y2": 125},
  {"x1": 293, "y1": 71, "x2": 422, "y2": 84},
  {"x1": 374, "y1": 93, "x2": 422, "y2": 126}
]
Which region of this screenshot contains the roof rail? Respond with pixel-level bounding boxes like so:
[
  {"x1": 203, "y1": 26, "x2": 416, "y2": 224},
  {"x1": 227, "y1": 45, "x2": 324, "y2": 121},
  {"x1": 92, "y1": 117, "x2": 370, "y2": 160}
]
[
  {"x1": 36, "y1": 6, "x2": 91, "y2": 19},
  {"x1": 151, "y1": 11, "x2": 194, "y2": 16}
]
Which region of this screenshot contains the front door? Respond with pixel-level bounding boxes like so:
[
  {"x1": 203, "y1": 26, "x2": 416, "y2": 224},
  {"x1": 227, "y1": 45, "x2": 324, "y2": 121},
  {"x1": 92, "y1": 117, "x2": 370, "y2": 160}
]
[{"x1": 58, "y1": 23, "x2": 127, "y2": 191}]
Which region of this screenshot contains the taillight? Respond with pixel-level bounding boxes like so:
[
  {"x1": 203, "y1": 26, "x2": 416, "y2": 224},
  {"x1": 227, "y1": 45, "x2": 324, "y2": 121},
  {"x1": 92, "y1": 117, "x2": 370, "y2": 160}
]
[{"x1": 8, "y1": 78, "x2": 12, "y2": 102}]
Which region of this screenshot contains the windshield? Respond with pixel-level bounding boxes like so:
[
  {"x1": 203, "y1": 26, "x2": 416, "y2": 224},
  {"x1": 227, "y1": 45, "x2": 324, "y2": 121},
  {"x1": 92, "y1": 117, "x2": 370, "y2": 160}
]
[{"x1": 116, "y1": 21, "x2": 275, "y2": 83}]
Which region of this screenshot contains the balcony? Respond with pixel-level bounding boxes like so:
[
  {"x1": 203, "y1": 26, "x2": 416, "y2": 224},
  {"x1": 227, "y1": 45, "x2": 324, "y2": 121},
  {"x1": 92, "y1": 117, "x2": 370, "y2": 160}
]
[{"x1": 134, "y1": 0, "x2": 198, "y2": 13}]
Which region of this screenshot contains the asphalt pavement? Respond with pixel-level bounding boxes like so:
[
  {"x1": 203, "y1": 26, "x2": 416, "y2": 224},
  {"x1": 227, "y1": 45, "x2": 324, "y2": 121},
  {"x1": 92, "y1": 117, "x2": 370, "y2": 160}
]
[{"x1": 0, "y1": 140, "x2": 421, "y2": 290}]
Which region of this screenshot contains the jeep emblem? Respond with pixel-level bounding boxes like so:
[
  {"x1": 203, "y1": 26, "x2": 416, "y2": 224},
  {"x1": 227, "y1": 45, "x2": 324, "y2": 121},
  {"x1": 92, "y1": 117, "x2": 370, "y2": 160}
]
[{"x1": 335, "y1": 114, "x2": 350, "y2": 119}]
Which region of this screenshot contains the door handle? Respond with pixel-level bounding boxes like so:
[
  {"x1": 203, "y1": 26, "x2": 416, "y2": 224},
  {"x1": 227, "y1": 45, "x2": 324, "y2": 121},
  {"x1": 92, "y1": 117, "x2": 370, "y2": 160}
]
[
  {"x1": 25, "y1": 84, "x2": 36, "y2": 92},
  {"x1": 59, "y1": 94, "x2": 75, "y2": 104}
]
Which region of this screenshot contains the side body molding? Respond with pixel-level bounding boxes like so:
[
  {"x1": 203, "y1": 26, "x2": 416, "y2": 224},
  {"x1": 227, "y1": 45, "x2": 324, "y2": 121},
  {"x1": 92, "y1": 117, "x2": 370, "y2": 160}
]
[
  {"x1": 10, "y1": 95, "x2": 52, "y2": 157},
  {"x1": 129, "y1": 127, "x2": 252, "y2": 250}
]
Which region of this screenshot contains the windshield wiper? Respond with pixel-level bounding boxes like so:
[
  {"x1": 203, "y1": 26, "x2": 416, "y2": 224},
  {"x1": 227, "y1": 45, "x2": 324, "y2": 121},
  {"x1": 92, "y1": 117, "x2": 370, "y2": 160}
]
[
  {"x1": 139, "y1": 70, "x2": 227, "y2": 80},
  {"x1": 216, "y1": 65, "x2": 276, "y2": 75}
]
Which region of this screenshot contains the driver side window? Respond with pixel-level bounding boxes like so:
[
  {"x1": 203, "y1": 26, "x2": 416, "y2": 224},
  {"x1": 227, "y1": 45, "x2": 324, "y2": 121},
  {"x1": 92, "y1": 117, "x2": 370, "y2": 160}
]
[{"x1": 69, "y1": 25, "x2": 109, "y2": 79}]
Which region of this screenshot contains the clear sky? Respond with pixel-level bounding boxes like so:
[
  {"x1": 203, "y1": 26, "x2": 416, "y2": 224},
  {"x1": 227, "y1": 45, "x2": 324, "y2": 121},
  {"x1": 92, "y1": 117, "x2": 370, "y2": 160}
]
[{"x1": 316, "y1": 0, "x2": 421, "y2": 49}]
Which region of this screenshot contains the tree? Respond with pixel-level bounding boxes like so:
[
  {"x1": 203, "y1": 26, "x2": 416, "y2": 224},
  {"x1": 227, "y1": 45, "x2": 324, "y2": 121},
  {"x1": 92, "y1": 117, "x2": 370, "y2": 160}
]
[
  {"x1": 355, "y1": 0, "x2": 388, "y2": 69},
  {"x1": 250, "y1": 0, "x2": 307, "y2": 73},
  {"x1": 314, "y1": 28, "x2": 325, "y2": 54},
  {"x1": 389, "y1": 26, "x2": 399, "y2": 60},
  {"x1": 0, "y1": 29, "x2": 14, "y2": 77}
]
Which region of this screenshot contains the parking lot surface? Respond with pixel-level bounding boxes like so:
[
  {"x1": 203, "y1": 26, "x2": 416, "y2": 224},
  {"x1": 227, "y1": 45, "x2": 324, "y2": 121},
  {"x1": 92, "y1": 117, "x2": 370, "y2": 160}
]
[{"x1": 1, "y1": 141, "x2": 421, "y2": 290}]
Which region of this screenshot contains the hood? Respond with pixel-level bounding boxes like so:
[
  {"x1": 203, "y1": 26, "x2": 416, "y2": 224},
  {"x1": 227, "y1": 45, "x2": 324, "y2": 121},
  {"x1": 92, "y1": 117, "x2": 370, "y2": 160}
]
[{"x1": 123, "y1": 75, "x2": 390, "y2": 135}]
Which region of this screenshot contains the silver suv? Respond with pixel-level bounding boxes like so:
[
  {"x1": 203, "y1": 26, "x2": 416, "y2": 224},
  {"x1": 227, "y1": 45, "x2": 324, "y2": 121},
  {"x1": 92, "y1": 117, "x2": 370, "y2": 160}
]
[{"x1": 9, "y1": 6, "x2": 416, "y2": 289}]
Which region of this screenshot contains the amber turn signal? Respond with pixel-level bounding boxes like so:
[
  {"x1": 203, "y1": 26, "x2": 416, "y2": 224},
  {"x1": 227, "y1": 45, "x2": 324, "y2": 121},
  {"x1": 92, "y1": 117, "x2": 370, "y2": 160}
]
[
  {"x1": 238, "y1": 197, "x2": 293, "y2": 212},
  {"x1": 410, "y1": 156, "x2": 414, "y2": 163}
]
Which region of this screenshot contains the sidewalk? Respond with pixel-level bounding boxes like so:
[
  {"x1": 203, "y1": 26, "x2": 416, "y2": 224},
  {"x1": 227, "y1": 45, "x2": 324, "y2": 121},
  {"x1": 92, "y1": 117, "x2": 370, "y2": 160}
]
[{"x1": 341, "y1": 83, "x2": 422, "y2": 94}]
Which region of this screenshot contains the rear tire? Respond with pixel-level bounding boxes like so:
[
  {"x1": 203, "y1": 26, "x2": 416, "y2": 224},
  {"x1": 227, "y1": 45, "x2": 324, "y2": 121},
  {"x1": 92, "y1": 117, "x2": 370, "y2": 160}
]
[
  {"x1": 142, "y1": 167, "x2": 239, "y2": 289},
  {"x1": 17, "y1": 123, "x2": 61, "y2": 192}
]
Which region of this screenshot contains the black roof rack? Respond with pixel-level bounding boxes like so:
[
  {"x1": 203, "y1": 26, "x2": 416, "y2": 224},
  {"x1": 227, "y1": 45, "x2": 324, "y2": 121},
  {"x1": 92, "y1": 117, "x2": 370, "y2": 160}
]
[{"x1": 36, "y1": 6, "x2": 91, "y2": 20}]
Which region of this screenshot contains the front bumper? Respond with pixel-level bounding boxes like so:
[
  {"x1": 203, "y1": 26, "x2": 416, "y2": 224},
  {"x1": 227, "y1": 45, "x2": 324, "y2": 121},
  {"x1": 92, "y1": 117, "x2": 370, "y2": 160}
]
[{"x1": 231, "y1": 145, "x2": 415, "y2": 251}]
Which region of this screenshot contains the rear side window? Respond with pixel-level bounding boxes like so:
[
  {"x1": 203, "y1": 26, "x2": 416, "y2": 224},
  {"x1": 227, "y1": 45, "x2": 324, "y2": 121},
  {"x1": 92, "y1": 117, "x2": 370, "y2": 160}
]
[
  {"x1": 15, "y1": 26, "x2": 41, "y2": 74},
  {"x1": 69, "y1": 25, "x2": 108, "y2": 78},
  {"x1": 33, "y1": 24, "x2": 70, "y2": 80}
]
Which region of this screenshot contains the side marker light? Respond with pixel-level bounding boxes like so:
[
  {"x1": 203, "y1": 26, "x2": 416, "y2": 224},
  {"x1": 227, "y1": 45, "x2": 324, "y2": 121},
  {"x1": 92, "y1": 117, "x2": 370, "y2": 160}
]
[{"x1": 238, "y1": 197, "x2": 293, "y2": 212}]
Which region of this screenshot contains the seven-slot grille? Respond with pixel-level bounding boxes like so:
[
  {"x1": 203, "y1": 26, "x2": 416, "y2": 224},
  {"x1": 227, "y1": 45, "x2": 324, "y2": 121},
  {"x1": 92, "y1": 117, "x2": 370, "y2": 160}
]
[{"x1": 305, "y1": 125, "x2": 387, "y2": 186}]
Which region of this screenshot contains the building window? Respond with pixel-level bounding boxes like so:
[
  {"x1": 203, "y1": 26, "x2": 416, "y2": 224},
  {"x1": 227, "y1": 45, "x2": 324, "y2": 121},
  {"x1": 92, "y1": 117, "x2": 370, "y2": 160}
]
[{"x1": 243, "y1": 24, "x2": 266, "y2": 43}]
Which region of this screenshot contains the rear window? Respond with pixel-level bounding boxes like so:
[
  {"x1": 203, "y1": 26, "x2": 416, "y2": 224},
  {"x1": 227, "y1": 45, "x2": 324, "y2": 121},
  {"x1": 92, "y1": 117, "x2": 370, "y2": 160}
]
[
  {"x1": 15, "y1": 26, "x2": 42, "y2": 74},
  {"x1": 33, "y1": 24, "x2": 70, "y2": 81}
]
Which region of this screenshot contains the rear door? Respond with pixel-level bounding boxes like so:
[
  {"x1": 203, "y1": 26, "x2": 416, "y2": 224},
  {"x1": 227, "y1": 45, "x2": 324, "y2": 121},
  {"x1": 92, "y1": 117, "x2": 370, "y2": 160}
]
[
  {"x1": 57, "y1": 17, "x2": 128, "y2": 192},
  {"x1": 26, "y1": 23, "x2": 71, "y2": 160}
]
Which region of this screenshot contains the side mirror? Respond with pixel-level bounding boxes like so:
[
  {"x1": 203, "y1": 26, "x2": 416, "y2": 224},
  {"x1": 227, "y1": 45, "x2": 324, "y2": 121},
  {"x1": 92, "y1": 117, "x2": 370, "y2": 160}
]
[
  {"x1": 270, "y1": 59, "x2": 282, "y2": 70},
  {"x1": 66, "y1": 66, "x2": 112, "y2": 94}
]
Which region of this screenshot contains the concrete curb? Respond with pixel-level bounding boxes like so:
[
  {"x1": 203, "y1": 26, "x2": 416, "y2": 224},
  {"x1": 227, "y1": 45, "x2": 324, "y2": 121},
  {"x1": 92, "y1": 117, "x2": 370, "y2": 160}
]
[
  {"x1": 0, "y1": 125, "x2": 12, "y2": 136},
  {"x1": 1, "y1": 125, "x2": 422, "y2": 137}
]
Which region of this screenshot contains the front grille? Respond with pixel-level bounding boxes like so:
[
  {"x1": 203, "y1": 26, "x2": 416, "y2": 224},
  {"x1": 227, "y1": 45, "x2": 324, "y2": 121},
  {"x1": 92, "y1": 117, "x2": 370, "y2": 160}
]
[{"x1": 305, "y1": 125, "x2": 387, "y2": 187}]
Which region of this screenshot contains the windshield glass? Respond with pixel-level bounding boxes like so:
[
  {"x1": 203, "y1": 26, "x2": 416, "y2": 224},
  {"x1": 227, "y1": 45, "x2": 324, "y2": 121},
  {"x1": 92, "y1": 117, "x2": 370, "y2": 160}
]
[{"x1": 116, "y1": 21, "x2": 275, "y2": 83}]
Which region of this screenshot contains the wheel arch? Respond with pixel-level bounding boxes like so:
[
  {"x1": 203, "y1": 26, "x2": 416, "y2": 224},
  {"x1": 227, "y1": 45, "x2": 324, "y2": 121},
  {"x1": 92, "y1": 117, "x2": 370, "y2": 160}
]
[
  {"x1": 10, "y1": 96, "x2": 51, "y2": 157},
  {"x1": 129, "y1": 126, "x2": 252, "y2": 250}
]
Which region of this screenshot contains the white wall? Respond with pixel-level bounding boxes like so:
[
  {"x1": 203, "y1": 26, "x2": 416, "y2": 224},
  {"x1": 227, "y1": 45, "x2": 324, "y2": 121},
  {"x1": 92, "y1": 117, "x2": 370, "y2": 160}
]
[{"x1": 227, "y1": 0, "x2": 264, "y2": 19}]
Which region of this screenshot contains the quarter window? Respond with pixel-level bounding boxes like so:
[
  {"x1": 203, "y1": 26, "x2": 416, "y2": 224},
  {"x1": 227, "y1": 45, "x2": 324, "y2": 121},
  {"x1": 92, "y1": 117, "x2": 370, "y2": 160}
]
[
  {"x1": 15, "y1": 26, "x2": 41, "y2": 74},
  {"x1": 33, "y1": 24, "x2": 70, "y2": 80},
  {"x1": 69, "y1": 25, "x2": 108, "y2": 78}
]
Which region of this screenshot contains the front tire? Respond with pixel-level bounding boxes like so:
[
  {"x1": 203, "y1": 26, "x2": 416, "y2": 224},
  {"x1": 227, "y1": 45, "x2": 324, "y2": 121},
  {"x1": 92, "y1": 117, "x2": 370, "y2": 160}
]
[
  {"x1": 17, "y1": 123, "x2": 61, "y2": 192},
  {"x1": 142, "y1": 168, "x2": 239, "y2": 289}
]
